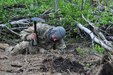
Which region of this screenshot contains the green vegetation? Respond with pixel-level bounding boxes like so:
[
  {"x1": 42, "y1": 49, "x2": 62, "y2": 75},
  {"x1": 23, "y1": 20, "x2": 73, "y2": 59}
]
[
  {"x1": 76, "y1": 47, "x2": 86, "y2": 56},
  {"x1": 1, "y1": 0, "x2": 113, "y2": 25},
  {"x1": 0, "y1": 0, "x2": 50, "y2": 22},
  {"x1": 93, "y1": 44, "x2": 105, "y2": 54},
  {"x1": 0, "y1": 0, "x2": 113, "y2": 53}
]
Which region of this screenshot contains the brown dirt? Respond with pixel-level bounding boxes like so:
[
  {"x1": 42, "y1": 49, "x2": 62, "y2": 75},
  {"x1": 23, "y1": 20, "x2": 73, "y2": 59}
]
[{"x1": 0, "y1": 43, "x2": 113, "y2": 75}]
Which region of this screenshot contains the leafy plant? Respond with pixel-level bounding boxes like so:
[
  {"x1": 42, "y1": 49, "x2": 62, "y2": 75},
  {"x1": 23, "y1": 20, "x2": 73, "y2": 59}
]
[
  {"x1": 93, "y1": 44, "x2": 105, "y2": 54},
  {"x1": 76, "y1": 47, "x2": 86, "y2": 56}
]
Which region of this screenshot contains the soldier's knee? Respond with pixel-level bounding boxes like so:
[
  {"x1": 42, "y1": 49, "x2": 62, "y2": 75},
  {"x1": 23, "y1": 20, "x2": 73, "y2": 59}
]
[{"x1": 5, "y1": 46, "x2": 17, "y2": 56}]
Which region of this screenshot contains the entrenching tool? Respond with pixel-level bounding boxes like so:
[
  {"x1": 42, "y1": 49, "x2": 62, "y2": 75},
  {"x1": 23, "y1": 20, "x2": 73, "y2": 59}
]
[{"x1": 31, "y1": 17, "x2": 45, "y2": 46}]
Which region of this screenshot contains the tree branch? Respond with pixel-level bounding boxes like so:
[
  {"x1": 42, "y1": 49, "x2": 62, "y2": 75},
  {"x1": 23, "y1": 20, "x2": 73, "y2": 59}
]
[
  {"x1": 82, "y1": 14, "x2": 112, "y2": 47},
  {"x1": 76, "y1": 21, "x2": 113, "y2": 53}
]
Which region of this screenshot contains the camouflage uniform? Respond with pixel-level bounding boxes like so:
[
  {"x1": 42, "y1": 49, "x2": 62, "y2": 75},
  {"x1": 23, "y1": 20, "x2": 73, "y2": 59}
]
[{"x1": 7, "y1": 23, "x2": 66, "y2": 55}]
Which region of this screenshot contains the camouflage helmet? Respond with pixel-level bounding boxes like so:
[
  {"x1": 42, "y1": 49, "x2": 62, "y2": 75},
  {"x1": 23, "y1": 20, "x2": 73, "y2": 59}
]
[{"x1": 49, "y1": 26, "x2": 66, "y2": 41}]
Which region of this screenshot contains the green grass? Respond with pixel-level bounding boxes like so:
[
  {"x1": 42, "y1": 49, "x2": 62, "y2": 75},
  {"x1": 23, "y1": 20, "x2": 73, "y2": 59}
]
[
  {"x1": 93, "y1": 44, "x2": 105, "y2": 54},
  {"x1": 0, "y1": 0, "x2": 51, "y2": 23},
  {"x1": 0, "y1": 0, "x2": 113, "y2": 32}
]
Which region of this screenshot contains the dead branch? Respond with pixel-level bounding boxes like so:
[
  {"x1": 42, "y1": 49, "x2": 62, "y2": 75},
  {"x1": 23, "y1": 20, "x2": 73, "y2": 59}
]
[
  {"x1": 0, "y1": 18, "x2": 30, "y2": 27},
  {"x1": 82, "y1": 14, "x2": 112, "y2": 47},
  {"x1": 0, "y1": 17, "x2": 45, "y2": 37},
  {"x1": 5, "y1": 26, "x2": 21, "y2": 36},
  {"x1": 10, "y1": 18, "x2": 30, "y2": 25},
  {"x1": 40, "y1": 8, "x2": 52, "y2": 17},
  {"x1": 0, "y1": 24, "x2": 20, "y2": 36},
  {"x1": 11, "y1": 27, "x2": 28, "y2": 30},
  {"x1": 76, "y1": 21, "x2": 113, "y2": 53},
  {"x1": 0, "y1": 17, "x2": 45, "y2": 27},
  {"x1": 0, "y1": 18, "x2": 31, "y2": 37}
]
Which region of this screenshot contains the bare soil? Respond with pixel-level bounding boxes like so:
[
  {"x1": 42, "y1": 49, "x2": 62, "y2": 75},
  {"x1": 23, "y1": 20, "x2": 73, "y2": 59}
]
[{"x1": 0, "y1": 43, "x2": 113, "y2": 75}]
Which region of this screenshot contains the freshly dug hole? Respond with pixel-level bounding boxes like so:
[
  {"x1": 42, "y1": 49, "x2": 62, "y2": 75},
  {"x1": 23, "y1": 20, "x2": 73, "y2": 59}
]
[
  {"x1": 99, "y1": 62, "x2": 113, "y2": 75},
  {"x1": 98, "y1": 54, "x2": 113, "y2": 75},
  {"x1": 40, "y1": 57, "x2": 84, "y2": 73}
]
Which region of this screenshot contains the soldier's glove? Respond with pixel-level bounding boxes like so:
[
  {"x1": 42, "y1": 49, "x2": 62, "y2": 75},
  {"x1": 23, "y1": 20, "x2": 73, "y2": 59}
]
[
  {"x1": 26, "y1": 33, "x2": 38, "y2": 46},
  {"x1": 31, "y1": 33, "x2": 37, "y2": 40},
  {"x1": 26, "y1": 33, "x2": 37, "y2": 46},
  {"x1": 30, "y1": 33, "x2": 38, "y2": 46},
  {"x1": 27, "y1": 33, "x2": 37, "y2": 40}
]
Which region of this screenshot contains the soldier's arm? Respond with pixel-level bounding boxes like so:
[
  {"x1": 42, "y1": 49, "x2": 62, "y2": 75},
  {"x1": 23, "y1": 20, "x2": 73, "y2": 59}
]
[
  {"x1": 56, "y1": 39, "x2": 66, "y2": 50},
  {"x1": 20, "y1": 23, "x2": 46, "y2": 41},
  {"x1": 20, "y1": 26, "x2": 34, "y2": 41}
]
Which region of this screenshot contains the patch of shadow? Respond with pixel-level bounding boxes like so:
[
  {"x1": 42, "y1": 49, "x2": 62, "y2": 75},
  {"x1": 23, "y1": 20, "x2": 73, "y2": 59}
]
[
  {"x1": 40, "y1": 57, "x2": 85, "y2": 73},
  {"x1": 99, "y1": 55, "x2": 113, "y2": 75},
  {"x1": 99, "y1": 54, "x2": 113, "y2": 75},
  {"x1": 2, "y1": 69, "x2": 23, "y2": 73},
  {"x1": 99, "y1": 62, "x2": 113, "y2": 75},
  {"x1": 11, "y1": 64, "x2": 22, "y2": 68}
]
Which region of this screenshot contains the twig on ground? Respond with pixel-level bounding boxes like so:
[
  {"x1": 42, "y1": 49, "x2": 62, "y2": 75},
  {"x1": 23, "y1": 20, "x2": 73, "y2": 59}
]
[
  {"x1": 11, "y1": 27, "x2": 28, "y2": 30},
  {"x1": 5, "y1": 26, "x2": 20, "y2": 37},
  {"x1": 40, "y1": 8, "x2": 52, "y2": 17},
  {"x1": 10, "y1": 18, "x2": 30, "y2": 25}
]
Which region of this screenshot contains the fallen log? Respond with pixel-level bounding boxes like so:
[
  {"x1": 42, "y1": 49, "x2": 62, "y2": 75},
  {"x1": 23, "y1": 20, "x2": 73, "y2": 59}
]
[
  {"x1": 82, "y1": 14, "x2": 112, "y2": 47},
  {"x1": 76, "y1": 21, "x2": 113, "y2": 53}
]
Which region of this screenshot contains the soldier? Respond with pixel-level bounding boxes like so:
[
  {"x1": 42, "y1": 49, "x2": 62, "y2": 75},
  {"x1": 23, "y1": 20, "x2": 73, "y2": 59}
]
[{"x1": 5, "y1": 23, "x2": 66, "y2": 55}]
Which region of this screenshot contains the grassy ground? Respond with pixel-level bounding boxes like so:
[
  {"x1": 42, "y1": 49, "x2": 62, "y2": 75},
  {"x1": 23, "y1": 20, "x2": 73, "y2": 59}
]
[
  {"x1": 0, "y1": 0, "x2": 113, "y2": 25},
  {"x1": 0, "y1": 0, "x2": 51, "y2": 23}
]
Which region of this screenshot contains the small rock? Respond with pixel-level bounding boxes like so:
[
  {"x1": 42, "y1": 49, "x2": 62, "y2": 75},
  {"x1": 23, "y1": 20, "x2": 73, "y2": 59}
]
[
  {"x1": 40, "y1": 48, "x2": 47, "y2": 53},
  {"x1": 0, "y1": 43, "x2": 9, "y2": 49}
]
